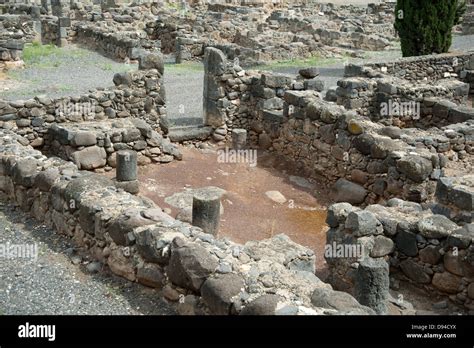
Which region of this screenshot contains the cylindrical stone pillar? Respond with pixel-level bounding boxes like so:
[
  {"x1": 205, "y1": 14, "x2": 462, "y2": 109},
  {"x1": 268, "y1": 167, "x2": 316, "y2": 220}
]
[
  {"x1": 192, "y1": 192, "x2": 221, "y2": 236},
  {"x1": 116, "y1": 150, "x2": 137, "y2": 182},
  {"x1": 232, "y1": 129, "x2": 247, "y2": 150},
  {"x1": 354, "y1": 257, "x2": 389, "y2": 314}
]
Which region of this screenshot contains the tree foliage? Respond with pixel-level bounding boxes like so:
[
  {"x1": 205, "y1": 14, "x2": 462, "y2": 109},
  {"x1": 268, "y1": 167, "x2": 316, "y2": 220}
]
[{"x1": 394, "y1": 0, "x2": 466, "y2": 57}]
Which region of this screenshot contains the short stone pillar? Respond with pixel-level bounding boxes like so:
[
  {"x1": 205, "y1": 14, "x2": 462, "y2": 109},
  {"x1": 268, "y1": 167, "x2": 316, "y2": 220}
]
[
  {"x1": 192, "y1": 191, "x2": 221, "y2": 236},
  {"x1": 115, "y1": 150, "x2": 139, "y2": 194},
  {"x1": 232, "y1": 128, "x2": 247, "y2": 150},
  {"x1": 354, "y1": 257, "x2": 389, "y2": 314}
]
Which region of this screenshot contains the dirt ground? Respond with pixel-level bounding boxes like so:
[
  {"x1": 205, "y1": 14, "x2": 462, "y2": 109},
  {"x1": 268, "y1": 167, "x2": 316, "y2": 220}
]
[{"x1": 126, "y1": 146, "x2": 332, "y2": 276}]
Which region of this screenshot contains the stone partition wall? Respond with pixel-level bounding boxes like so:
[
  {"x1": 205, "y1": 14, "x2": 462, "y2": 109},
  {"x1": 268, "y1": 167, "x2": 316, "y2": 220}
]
[
  {"x1": 0, "y1": 54, "x2": 183, "y2": 170},
  {"x1": 72, "y1": 22, "x2": 160, "y2": 61},
  {"x1": 462, "y1": 4, "x2": 474, "y2": 35},
  {"x1": 325, "y1": 195, "x2": 474, "y2": 311},
  {"x1": 203, "y1": 47, "x2": 326, "y2": 143},
  {"x1": 0, "y1": 128, "x2": 375, "y2": 316},
  {"x1": 40, "y1": 16, "x2": 71, "y2": 47},
  {"x1": 202, "y1": 48, "x2": 473, "y2": 205},
  {"x1": 0, "y1": 14, "x2": 38, "y2": 63},
  {"x1": 335, "y1": 76, "x2": 470, "y2": 119},
  {"x1": 345, "y1": 52, "x2": 474, "y2": 83}
]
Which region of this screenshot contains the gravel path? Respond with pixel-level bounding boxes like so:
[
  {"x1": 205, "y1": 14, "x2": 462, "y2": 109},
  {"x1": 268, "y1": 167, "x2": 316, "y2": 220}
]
[
  {"x1": 163, "y1": 63, "x2": 204, "y2": 126},
  {"x1": 1, "y1": 44, "x2": 135, "y2": 101},
  {"x1": 0, "y1": 193, "x2": 175, "y2": 315}
]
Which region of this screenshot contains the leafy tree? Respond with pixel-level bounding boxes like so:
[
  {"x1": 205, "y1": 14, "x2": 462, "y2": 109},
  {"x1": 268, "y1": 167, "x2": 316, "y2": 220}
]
[{"x1": 394, "y1": 0, "x2": 467, "y2": 57}]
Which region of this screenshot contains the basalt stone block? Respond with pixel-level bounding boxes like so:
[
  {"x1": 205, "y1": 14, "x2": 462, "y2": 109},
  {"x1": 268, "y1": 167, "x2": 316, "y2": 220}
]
[
  {"x1": 311, "y1": 288, "x2": 372, "y2": 313},
  {"x1": 261, "y1": 73, "x2": 292, "y2": 88},
  {"x1": 50, "y1": 124, "x2": 74, "y2": 145},
  {"x1": 72, "y1": 131, "x2": 96, "y2": 147},
  {"x1": 107, "y1": 210, "x2": 155, "y2": 246},
  {"x1": 34, "y1": 167, "x2": 60, "y2": 192},
  {"x1": 138, "y1": 52, "x2": 164, "y2": 75},
  {"x1": 201, "y1": 273, "x2": 244, "y2": 315},
  {"x1": 419, "y1": 245, "x2": 442, "y2": 265},
  {"x1": 299, "y1": 67, "x2": 320, "y2": 78},
  {"x1": 418, "y1": 215, "x2": 459, "y2": 239},
  {"x1": 370, "y1": 235, "x2": 394, "y2": 257},
  {"x1": 167, "y1": 237, "x2": 218, "y2": 292},
  {"x1": 400, "y1": 259, "x2": 431, "y2": 284},
  {"x1": 345, "y1": 210, "x2": 382, "y2": 236},
  {"x1": 396, "y1": 155, "x2": 433, "y2": 183},
  {"x1": 12, "y1": 159, "x2": 37, "y2": 187},
  {"x1": 448, "y1": 185, "x2": 474, "y2": 212},
  {"x1": 240, "y1": 294, "x2": 284, "y2": 315},
  {"x1": 395, "y1": 227, "x2": 418, "y2": 257},
  {"x1": 262, "y1": 109, "x2": 284, "y2": 124},
  {"x1": 71, "y1": 146, "x2": 106, "y2": 170},
  {"x1": 432, "y1": 272, "x2": 462, "y2": 294},
  {"x1": 113, "y1": 72, "x2": 132, "y2": 86},
  {"x1": 331, "y1": 178, "x2": 368, "y2": 205},
  {"x1": 304, "y1": 78, "x2": 325, "y2": 92},
  {"x1": 122, "y1": 128, "x2": 141, "y2": 143},
  {"x1": 435, "y1": 177, "x2": 454, "y2": 204},
  {"x1": 326, "y1": 202, "x2": 359, "y2": 228},
  {"x1": 64, "y1": 174, "x2": 113, "y2": 210},
  {"x1": 353, "y1": 133, "x2": 375, "y2": 155},
  {"x1": 137, "y1": 263, "x2": 165, "y2": 288},
  {"x1": 134, "y1": 226, "x2": 181, "y2": 265},
  {"x1": 204, "y1": 47, "x2": 226, "y2": 76},
  {"x1": 447, "y1": 225, "x2": 473, "y2": 249}
]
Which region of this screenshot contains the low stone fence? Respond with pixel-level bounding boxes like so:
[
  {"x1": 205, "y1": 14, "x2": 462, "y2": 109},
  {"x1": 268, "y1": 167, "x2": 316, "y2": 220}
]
[
  {"x1": 0, "y1": 14, "x2": 38, "y2": 62},
  {"x1": 433, "y1": 175, "x2": 474, "y2": 225},
  {"x1": 325, "y1": 197, "x2": 474, "y2": 311},
  {"x1": 0, "y1": 61, "x2": 164, "y2": 141},
  {"x1": 40, "y1": 16, "x2": 71, "y2": 47},
  {"x1": 72, "y1": 22, "x2": 159, "y2": 61},
  {"x1": 0, "y1": 128, "x2": 374, "y2": 315},
  {"x1": 335, "y1": 76, "x2": 470, "y2": 121},
  {"x1": 345, "y1": 52, "x2": 474, "y2": 83},
  {"x1": 200, "y1": 48, "x2": 472, "y2": 205},
  {"x1": 0, "y1": 39, "x2": 23, "y2": 61},
  {"x1": 0, "y1": 53, "x2": 180, "y2": 170},
  {"x1": 462, "y1": 5, "x2": 474, "y2": 35}
]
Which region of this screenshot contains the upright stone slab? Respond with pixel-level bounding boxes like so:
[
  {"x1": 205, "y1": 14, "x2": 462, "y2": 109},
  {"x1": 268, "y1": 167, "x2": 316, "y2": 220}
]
[
  {"x1": 203, "y1": 47, "x2": 227, "y2": 128},
  {"x1": 116, "y1": 150, "x2": 137, "y2": 182},
  {"x1": 192, "y1": 191, "x2": 221, "y2": 236},
  {"x1": 354, "y1": 257, "x2": 389, "y2": 314},
  {"x1": 232, "y1": 129, "x2": 247, "y2": 150}
]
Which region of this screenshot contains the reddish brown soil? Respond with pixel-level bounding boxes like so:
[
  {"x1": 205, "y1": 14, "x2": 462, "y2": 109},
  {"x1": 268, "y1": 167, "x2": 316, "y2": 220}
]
[{"x1": 125, "y1": 147, "x2": 332, "y2": 276}]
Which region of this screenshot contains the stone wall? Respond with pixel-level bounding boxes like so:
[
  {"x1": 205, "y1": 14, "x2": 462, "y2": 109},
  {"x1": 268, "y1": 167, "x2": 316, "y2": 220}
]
[
  {"x1": 0, "y1": 14, "x2": 37, "y2": 63},
  {"x1": 40, "y1": 16, "x2": 71, "y2": 47},
  {"x1": 0, "y1": 128, "x2": 374, "y2": 315},
  {"x1": 335, "y1": 75, "x2": 470, "y2": 120},
  {"x1": 462, "y1": 4, "x2": 474, "y2": 35},
  {"x1": 0, "y1": 54, "x2": 181, "y2": 171},
  {"x1": 202, "y1": 48, "x2": 473, "y2": 205},
  {"x1": 345, "y1": 52, "x2": 474, "y2": 83},
  {"x1": 325, "y1": 195, "x2": 474, "y2": 311}
]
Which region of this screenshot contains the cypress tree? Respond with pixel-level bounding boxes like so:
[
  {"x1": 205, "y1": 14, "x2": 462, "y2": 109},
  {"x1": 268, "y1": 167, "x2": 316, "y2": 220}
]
[{"x1": 394, "y1": 0, "x2": 466, "y2": 57}]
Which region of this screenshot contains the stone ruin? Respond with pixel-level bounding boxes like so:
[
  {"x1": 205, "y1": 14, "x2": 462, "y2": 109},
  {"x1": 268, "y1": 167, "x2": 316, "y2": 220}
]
[{"x1": 0, "y1": 0, "x2": 473, "y2": 315}]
